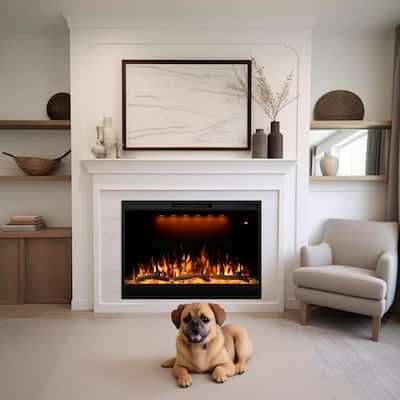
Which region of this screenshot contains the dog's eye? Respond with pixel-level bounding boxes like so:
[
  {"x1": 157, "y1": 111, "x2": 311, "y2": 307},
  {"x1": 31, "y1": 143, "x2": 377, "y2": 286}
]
[
  {"x1": 202, "y1": 315, "x2": 210, "y2": 323},
  {"x1": 183, "y1": 314, "x2": 191, "y2": 323}
]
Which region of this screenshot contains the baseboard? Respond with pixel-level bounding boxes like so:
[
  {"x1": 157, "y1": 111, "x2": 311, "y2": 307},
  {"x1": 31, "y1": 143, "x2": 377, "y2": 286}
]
[
  {"x1": 71, "y1": 298, "x2": 93, "y2": 310},
  {"x1": 94, "y1": 301, "x2": 284, "y2": 313},
  {"x1": 72, "y1": 298, "x2": 298, "y2": 312},
  {"x1": 285, "y1": 298, "x2": 300, "y2": 310}
]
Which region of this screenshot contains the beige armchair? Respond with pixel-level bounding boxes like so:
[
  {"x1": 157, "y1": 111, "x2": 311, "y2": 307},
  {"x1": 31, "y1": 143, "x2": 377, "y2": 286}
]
[{"x1": 294, "y1": 219, "x2": 398, "y2": 341}]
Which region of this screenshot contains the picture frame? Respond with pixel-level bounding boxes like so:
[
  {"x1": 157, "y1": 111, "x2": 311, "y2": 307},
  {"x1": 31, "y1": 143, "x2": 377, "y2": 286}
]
[{"x1": 122, "y1": 59, "x2": 252, "y2": 150}]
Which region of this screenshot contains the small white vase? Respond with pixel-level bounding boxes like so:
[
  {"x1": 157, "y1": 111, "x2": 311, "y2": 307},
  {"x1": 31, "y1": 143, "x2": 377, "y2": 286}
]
[
  {"x1": 103, "y1": 117, "x2": 116, "y2": 158},
  {"x1": 320, "y1": 151, "x2": 339, "y2": 176},
  {"x1": 91, "y1": 126, "x2": 106, "y2": 159}
]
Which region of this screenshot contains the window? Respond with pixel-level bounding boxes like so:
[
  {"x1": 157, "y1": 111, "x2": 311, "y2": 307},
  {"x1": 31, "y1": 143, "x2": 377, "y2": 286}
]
[{"x1": 334, "y1": 130, "x2": 368, "y2": 176}]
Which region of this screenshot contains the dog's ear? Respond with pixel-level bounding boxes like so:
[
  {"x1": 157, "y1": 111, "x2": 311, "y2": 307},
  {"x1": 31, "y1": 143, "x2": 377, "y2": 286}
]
[
  {"x1": 209, "y1": 303, "x2": 226, "y2": 326},
  {"x1": 171, "y1": 304, "x2": 187, "y2": 329}
]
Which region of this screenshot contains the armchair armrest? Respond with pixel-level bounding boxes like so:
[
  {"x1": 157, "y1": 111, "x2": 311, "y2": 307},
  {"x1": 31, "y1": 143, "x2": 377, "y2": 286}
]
[
  {"x1": 376, "y1": 253, "x2": 398, "y2": 308},
  {"x1": 301, "y1": 242, "x2": 332, "y2": 267}
]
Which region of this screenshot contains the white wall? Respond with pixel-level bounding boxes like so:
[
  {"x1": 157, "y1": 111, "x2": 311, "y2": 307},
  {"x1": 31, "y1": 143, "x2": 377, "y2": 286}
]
[
  {"x1": 308, "y1": 181, "x2": 387, "y2": 244},
  {"x1": 68, "y1": 22, "x2": 311, "y2": 310},
  {"x1": 311, "y1": 30, "x2": 394, "y2": 120},
  {"x1": 308, "y1": 30, "x2": 394, "y2": 243},
  {"x1": 0, "y1": 33, "x2": 71, "y2": 226},
  {"x1": 1, "y1": 27, "x2": 395, "y2": 306}
]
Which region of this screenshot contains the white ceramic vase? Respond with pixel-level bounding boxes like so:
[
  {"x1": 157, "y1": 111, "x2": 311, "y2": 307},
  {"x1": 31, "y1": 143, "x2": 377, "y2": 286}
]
[
  {"x1": 103, "y1": 117, "x2": 116, "y2": 158},
  {"x1": 91, "y1": 126, "x2": 106, "y2": 159},
  {"x1": 320, "y1": 151, "x2": 339, "y2": 176}
]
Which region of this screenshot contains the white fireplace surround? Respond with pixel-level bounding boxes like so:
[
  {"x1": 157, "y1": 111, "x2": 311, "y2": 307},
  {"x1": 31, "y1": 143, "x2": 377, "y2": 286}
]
[
  {"x1": 83, "y1": 158, "x2": 296, "y2": 312},
  {"x1": 67, "y1": 22, "x2": 311, "y2": 312}
]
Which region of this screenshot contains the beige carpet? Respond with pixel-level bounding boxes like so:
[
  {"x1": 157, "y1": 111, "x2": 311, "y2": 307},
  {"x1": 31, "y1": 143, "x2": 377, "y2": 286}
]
[{"x1": 1, "y1": 305, "x2": 400, "y2": 400}]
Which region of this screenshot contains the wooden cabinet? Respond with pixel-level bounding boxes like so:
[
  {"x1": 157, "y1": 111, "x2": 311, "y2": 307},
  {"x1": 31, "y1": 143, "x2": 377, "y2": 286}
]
[
  {"x1": 25, "y1": 238, "x2": 71, "y2": 303},
  {"x1": 0, "y1": 228, "x2": 71, "y2": 304},
  {"x1": 0, "y1": 239, "x2": 21, "y2": 304}
]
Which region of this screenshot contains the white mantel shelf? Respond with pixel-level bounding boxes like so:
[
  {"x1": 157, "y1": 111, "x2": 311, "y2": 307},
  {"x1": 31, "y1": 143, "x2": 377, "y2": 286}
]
[{"x1": 82, "y1": 158, "x2": 297, "y2": 175}]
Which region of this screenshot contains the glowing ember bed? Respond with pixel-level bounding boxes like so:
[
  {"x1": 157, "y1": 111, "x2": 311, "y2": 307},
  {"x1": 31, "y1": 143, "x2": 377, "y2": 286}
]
[{"x1": 122, "y1": 201, "x2": 261, "y2": 299}]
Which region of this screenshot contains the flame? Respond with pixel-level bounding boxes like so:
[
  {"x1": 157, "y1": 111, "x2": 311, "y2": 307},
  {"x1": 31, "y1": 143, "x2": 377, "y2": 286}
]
[{"x1": 125, "y1": 245, "x2": 257, "y2": 285}]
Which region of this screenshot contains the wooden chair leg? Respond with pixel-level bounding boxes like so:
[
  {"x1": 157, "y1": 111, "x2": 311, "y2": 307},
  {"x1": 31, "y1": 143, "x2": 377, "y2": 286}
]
[
  {"x1": 300, "y1": 303, "x2": 310, "y2": 325},
  {"x1": 371, "y1": 317, "x2": 381, "y2": 342}
]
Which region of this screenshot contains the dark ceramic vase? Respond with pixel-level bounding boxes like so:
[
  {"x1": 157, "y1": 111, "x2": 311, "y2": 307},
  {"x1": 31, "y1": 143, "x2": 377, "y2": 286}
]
[
  {"x1": 267, "y1": 121, "x2": 283, "y2": 158},
  {"x1": 251, "y1": 129, "x2": 267, "y2": 158}
]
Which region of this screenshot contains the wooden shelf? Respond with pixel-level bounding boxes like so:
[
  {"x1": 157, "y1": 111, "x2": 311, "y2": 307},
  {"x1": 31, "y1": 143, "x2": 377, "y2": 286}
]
[
  {"x1": 0, "y1": 120, "x2": 70, "y2": 130},
  {"x1": 0, "y1": 227, "x2": 72, "y2": 239},
  {"x1": 310, "y1": 175, "x2": 387, "y2": 182},
  {"x1": 311, "y1": 120, "x2": 391, "y2": 130},
  {"x1": 0, "y1": 175, "x2": 71, "y2": 182}
]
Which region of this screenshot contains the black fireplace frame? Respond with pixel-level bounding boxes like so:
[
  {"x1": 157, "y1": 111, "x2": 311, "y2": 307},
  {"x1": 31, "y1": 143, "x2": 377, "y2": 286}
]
[{"x1": 121, "y1": 200, "x2": 262, "y2": 299}]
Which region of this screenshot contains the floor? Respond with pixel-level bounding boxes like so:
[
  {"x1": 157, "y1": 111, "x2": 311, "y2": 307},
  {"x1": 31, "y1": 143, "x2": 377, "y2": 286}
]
[{"x1": 1, "y1": 306, "x2": 400, "y2": 400}]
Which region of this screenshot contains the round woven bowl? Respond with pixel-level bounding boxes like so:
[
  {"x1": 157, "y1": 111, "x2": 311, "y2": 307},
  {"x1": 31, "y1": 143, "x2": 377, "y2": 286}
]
[
  {"x1": 47, "y1": 92, "x2": 71, "y2": 120},
  {"x1": 2, "y1": 151, "x2": 71, "y2": 176},
  {"x1": 314, "y1": 90, "x2": 364, "y2": 120}
]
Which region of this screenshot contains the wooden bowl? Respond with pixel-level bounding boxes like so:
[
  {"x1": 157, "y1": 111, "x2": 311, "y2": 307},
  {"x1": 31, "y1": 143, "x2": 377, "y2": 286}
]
[{"x1": 2, "y1": 150, "x2": 71, "y2": 176}]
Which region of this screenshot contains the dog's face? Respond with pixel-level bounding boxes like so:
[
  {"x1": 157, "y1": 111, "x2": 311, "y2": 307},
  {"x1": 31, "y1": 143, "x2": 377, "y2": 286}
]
[{"x1": 171, "y1": 303, "x2": 226, "y2": 345}]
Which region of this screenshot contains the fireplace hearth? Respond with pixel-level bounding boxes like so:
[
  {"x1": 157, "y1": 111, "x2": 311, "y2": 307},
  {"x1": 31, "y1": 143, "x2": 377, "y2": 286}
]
[{"x1": 122, "y1": 201, "x2": 261, "y2": 299}]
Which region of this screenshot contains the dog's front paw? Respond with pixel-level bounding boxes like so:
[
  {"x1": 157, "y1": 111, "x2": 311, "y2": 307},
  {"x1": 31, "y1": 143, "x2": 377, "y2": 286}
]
[
  {"x1": 161, "y1": 358, "x2": 175, "y2": 368},
  {"x1": 177, "y1": 374, "x2": 192, "y2": 388},
  {"x1": 234, "y1": 361, "x2": 247, "y2": 375},
  {"x1": 212, "y1": 367, "x2": 228, "y2": 384}
]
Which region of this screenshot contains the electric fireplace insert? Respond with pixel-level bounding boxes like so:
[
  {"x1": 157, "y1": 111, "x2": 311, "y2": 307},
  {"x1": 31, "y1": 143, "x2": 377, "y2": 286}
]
[{"x1": 122, "y1": 201, "x2": 261, "y2": 299}]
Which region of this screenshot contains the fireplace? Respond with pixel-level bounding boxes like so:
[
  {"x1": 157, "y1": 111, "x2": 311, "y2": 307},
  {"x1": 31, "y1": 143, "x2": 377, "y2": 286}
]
[{"x1": 122, "y1": 201, "x2": 261, "y2": 299}]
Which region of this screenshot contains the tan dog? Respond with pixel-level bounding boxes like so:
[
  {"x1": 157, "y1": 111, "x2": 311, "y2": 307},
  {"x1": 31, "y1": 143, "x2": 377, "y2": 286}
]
[{"x1": 161, "y1": 303, "x2": 252, "y2": 388}]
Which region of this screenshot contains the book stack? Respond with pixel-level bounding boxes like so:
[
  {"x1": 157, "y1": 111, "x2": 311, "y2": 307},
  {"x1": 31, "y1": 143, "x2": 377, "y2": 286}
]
[{"x1": 1, "y1": 216, "x2": 46, "y2": 232}]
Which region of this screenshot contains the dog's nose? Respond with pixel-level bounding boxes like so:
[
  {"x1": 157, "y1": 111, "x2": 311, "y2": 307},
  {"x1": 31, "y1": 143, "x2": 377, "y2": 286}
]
[{"x1": 191, "y1": 320, "x2": 200, "y2": 334}]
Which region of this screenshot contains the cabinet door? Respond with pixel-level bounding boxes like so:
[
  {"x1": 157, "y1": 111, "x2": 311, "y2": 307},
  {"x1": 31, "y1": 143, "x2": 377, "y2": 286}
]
[
  {"x1": 25, "y1": 238, "x2": 71, "y2": 304},
  {"x1": 0, "y1": 239, "x2": 22, "y2": 304}
]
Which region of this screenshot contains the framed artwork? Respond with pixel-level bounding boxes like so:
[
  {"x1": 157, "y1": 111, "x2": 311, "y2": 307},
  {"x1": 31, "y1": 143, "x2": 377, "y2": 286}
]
[{"x1": 122, "y1": 59, "x2": 252, "y2": 150}]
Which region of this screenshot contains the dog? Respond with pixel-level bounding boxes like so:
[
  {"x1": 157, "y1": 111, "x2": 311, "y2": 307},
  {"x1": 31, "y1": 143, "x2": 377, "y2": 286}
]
[{"x1": 161, "y1": 303, "x2": 252, "y2": 388}]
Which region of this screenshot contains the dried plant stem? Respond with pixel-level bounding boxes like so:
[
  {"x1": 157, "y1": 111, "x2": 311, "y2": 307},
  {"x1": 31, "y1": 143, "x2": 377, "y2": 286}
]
[{"x1": 230, "y1": 58, "x2": 298, "y2": 122}]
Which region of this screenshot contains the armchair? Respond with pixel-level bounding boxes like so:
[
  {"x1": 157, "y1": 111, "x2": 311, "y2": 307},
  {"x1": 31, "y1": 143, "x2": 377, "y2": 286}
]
[{"x1": 294, "y1": 219, "x2": 398, "y2": 341}]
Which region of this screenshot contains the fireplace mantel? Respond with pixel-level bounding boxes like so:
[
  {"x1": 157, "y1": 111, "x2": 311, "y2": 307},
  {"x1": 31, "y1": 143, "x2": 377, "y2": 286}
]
[
  {"x1": 82, "y1": 158, "x2": 297, "y2": 312},
  {"x1": 82, "y1": 158, "x2": 296, "y2": 175}
]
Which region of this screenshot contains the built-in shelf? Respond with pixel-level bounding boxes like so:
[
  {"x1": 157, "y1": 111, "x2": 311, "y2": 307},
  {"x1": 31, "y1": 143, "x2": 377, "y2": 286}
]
[
  {"x1": 310, "y1": 175, "x2": 387, "y2": 182},
  {"x1": 0, "y1": 120, "x2": 70, "y2": 130},
  {"x1": 0, "y1": 227, "x2": 72, "y2": 239},
  {"x1": 0, "y1": 175, "x2": 71, "y2": 182},
  {"x1": 311, "y1": 120, "x2": 391, "y2": 130}
]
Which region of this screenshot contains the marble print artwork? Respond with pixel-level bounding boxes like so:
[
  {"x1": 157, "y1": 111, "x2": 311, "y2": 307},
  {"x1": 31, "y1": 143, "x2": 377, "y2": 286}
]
[{"x1": 124, "y1": 63, "x2": 249, "y2": 148}]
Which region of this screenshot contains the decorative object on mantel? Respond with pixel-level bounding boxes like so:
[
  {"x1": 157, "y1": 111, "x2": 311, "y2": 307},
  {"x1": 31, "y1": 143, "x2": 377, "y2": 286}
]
[
  {"x1": 103, "y1": 117, "x2": 116, "y2": 157},
  {"x1": 2, "y1": 150, "x2": 71, "y2": 176},
  {"x1": 251, "y1": 129, "x2": 267, "y2": 158},
  {"x1": 122, "y1": 59, "x2": 251, "y2": 150},
  {"x1": 232, "y1": 57, "x2": 297, "y2": 159},
  {"x1": 91, "y1": 126, "x2": 107, "y2": 158},
  {"x1": 267, "y1": 121, "x2": 283, "y2": 159},
  {"x1": 314, "y1": 90, "x2": 364, "y2": 120},
  {"x1": 1, "y1": 215, "x2": 46, "y2": 232},
  {"x1": 320, "y1": 151, "x2": 339, "y2": 176},
  {"x1": 115, "y1": 137, "x2": 123, "y2": 159},
  {"x1": 46, "y1": 92, "x2": 71, "y2": 120},
  {"x1": 253, "y1": 59, "x2": 294, "y2": 159}
]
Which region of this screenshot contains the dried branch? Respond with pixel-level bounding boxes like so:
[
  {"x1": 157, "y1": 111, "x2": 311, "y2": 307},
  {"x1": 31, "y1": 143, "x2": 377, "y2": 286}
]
[{"x1": 229, "y1": 58, "x2": 298, "y2": 122}]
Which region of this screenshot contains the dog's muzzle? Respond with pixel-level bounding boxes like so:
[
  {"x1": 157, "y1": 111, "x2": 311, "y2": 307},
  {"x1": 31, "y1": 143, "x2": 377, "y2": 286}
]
[{"x1": 184, "y1": 320, "x2": 209, "y2": 343}]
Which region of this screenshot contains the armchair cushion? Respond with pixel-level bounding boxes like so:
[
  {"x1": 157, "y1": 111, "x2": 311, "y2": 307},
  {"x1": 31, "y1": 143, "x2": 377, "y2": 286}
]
[
  {"x1": 294, "y1": 265, "x2": 387, "y2": 300},
  {"x1": 301, "y1": 242, "x2": 332, "y2": 267}
]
